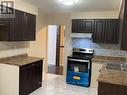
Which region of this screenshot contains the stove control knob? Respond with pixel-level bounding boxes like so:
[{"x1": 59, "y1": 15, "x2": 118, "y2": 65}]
[{"x1": 89, "y1": 50, "x2": 93, "y2": 53}]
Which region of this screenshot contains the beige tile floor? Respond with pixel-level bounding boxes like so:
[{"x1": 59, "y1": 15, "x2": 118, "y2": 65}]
[{"x1": 30, "y1": 74, "x2": 97, "y2": 95}]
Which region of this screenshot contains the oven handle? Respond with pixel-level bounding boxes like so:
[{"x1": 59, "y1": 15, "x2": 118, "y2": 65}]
[{"x1": 68, "y1": 58, "x2": 90, "y2": 63}]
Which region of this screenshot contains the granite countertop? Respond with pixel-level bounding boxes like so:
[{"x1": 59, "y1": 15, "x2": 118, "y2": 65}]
[
  {"x1": 97, "y1": 65, "x2": 127, "y2": 86},
  {"x1": 92, "y1": 55, "x2": 126, "y2": 63},
  {"x1": 0, "y1": 54, "x2": 43, "y2": 66}
]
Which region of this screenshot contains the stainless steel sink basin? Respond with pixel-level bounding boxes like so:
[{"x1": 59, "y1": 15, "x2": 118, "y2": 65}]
[{"x1": 106, "y1": 63, "x2": 127, "y2": 72}]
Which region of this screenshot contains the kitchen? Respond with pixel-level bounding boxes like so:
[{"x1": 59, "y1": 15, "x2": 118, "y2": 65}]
[{"x1": 0, "y1": 0, "x2": 127, "y2": 95}]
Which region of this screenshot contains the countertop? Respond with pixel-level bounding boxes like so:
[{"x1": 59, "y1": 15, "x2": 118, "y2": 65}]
[
  {"x1": 97, "y1": 65, "x2": 127, "y2": 86},
  {"x1": 0, "y1": 54, "x2": 43, "y2": 66},
  {"x1": 92, "y1": 55, "x2": 126, "y2": 64}
]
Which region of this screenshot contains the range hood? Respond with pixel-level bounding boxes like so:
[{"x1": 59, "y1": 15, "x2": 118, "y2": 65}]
[{"x1": 70, "y1": 33, "x2": 92, "y2": 38}]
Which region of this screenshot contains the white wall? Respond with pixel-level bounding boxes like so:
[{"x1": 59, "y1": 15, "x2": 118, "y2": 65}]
[
  {"x1": 15, "y1": 0, "x2": 38, "y2": 15},
  {"x1": 0, "y1": 42, "x2": 29, "y2": 58},
  {"x1": 71, "y1": 11, "x2": 119, "y2": 19},
  {"x1": 0, "y1": 64, "x2": 19, "y2": 95},
  {"x1": 48, "y1": 25, "x2": 57, "y2": 65}
]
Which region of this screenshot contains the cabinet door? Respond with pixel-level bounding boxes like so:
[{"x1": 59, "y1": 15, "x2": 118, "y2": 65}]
[
  {"x1": 10, "y1": 10, "x2": 36, "y2": 41},
  {"x1": 20, "y1": 64, "x2": 33, "y2": 95},
  {"x1": 98, "y1": 82, "x2": 117, "y2": 95},
  {"x1": 35, "y1": 60, "x2": 42, "y2": 87},
  {"x1": 93, "y1": 20, "x2": 105, "y2": 43},
  {"x1": 31, "y1": 60, "x2": 42, "y2": 90},
  {"x1": 19, "y1": 60, "x2": 42, "y2": 95},
  {"x1": 0, "y1": 18, "x2": 10, "y2": 41},
  {"x1": 121, "y1": 22, "x2": 127, "y2": 50},
  {"x1": 72, "y1": 19, "x2": 83, "y2": 33},
  {"x1": 120, "y1": 0, "x2": 127, "y2": 50},
  {"x1": 24, "y1": 12, "x2": 36, "y2": 41},
  {"x1": 104, "y1": 20, "x2": 118, "y2": 43},
  {"x1": 83, "y1": 20, "x2": 94, "y2": 33},
  {"x1": 10, "y1": 9, "x2": 25, "y2": 41},
  {"x1": 98, "y1": 82, "x2": 127, "y2": 95}
]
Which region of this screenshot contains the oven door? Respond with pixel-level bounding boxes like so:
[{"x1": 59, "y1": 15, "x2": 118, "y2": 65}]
[{"x1": 67, "y1": 58, "x2": 90, "y2": 73}]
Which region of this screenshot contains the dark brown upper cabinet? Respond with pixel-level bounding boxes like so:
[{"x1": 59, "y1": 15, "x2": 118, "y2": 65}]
[
  {"x1": 72, "y1": 19, "x2": 83, "y2": 33},
  {"x1": 93, "y1": 20, "x2": 105, "y2": 43},
  {"x1": 104, "y1": 20, "x2": 118, "y2": 43},
  {"x1": 0, "y1": 9, "x2": 36, "y2": 41},
  {"x1": 119, "y1": 0, "x2": 127, "y2": 50},
  {"x1": 82, "y1": 20, "x2": 94, "y2": 33},
  {"x1": 0, "y1": 18, "x2": 10, "y2": 41},
  {"x1": 10, "y1": 10, "x2": 25, "y2": 41},
  {"x1": 72, "y1": 19, "x2": 119, "y2": 44},
  {"x1": 72, "y1": 19, "x2": 94, "y2": 33},
  {"x1": 93, "y1": 19, "x2": 118, "y2": 43},
  {"x1": 25, "y1": 13, "x2": 36, "y2": 41}
]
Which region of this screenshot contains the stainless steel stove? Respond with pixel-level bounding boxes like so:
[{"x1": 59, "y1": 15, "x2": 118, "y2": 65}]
[{"x1": 66, "y1": 48, "x2": 94, "y2": 87}]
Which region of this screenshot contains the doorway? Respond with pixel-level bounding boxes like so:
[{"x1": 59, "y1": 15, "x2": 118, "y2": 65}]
[{"x1": 47, "y1": 25, "x2": 65, "y2": 75}]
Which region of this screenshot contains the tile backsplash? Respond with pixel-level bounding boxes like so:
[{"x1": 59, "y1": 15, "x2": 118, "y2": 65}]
[
  {"x1": 72, "y1": 38, "x2": 127, "y2": 58},
  {"x1": 0, "y1": 42, "x2": 30, "y2": 58}
]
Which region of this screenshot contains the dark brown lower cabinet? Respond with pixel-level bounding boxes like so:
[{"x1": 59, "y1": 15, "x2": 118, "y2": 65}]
[
  {"x1": 19, "y1": 60, "x2": 43, "y2": 95},
  {"x1": 98, "y1": 82, "x2": 127, "y2": 95}
]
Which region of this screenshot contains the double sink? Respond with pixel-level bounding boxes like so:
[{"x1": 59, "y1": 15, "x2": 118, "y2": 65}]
[{"x1": 106, "y1": 63, "x2": 127, "y2": 72}]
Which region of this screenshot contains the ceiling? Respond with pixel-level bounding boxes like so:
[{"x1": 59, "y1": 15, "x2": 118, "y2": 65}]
[{"x1": 26, "y1": 0, "x2": 121, "y2": 13}]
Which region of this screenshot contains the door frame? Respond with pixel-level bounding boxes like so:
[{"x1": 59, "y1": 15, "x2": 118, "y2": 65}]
[{"x1": 55, "y1": 25, "x2": 61, "y2": 67}]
